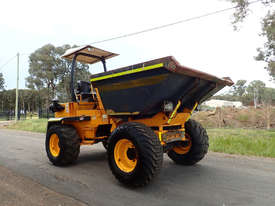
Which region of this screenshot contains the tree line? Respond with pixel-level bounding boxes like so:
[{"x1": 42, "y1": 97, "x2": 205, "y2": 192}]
[
  {"x1": 213, "y1": 79, "x2": 275, "y2": 107},
  {"x1": 0, "y1": 44, "x2": 91, "y2": 116},
  {"x1": 0, "y1": 89, "x2": 41, "y2": 114}
]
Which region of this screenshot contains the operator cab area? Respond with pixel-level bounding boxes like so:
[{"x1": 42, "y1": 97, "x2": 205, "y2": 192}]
[
  {"x1": 61, "y1": 45, "x2": 118, "y2": 102},
  {"x1": 76, "y1": 80, "x2": 94, "y2": 102}
]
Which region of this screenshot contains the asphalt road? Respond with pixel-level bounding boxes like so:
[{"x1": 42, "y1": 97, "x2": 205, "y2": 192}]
[
  {"x1": 0, "y1": 165, "x2": 86, "y2": 206},
  {"x1": 0, "y1": 129, "x2": 274, "y2": 206}
]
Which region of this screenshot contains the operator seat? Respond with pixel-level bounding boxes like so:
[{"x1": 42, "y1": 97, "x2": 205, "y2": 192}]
[{"x1": 76, "y1": 81, "x2": 95, "y2": 102}]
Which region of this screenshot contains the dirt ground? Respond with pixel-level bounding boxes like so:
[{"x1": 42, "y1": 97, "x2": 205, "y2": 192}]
[
  {"x1": 193, "y1": 106, "x2": 275, "y2": 129},
  {"x1": 0, "y1": 121, "x2": 13, "y2": 128}
]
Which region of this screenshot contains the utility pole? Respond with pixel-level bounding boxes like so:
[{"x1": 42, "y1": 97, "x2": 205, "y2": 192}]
[
  {"x1": 15, "y1": 53, "x2": 19, "y2": 122},
  {"x1": 253, "y1": 88, "x2": 258, "y2": 109}
]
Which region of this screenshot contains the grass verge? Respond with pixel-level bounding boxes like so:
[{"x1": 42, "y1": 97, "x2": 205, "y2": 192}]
[
  {"x1": 207, "y1": 128, "x2": 275, "y2": 158},
  {"x1": 6, "y1": 119, "x2": 48, "y2": 133},
  {"x1": 4, "y1": 119, "x2": 275, "y2": 158}
]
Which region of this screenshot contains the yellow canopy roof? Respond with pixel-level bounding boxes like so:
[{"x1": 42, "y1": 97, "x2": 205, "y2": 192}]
[{"x1": 61, "y1": 45, "x2": 118, "y2": 64}]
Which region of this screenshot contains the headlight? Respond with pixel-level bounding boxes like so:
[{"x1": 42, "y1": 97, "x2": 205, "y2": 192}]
[{"x1": 163, "y1": 101, "x2": 173, "y2": 112}]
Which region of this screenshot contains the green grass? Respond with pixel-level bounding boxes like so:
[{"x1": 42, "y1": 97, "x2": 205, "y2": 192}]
[
  {"x1": 5, "y1": 119, "x2": 275, "y2": 158},
  {"x1": 7, "y1": 119, "x2": 48, "y2": 133},
  {"x1": 0, "y1": 117, "x2": 10, "y2": 121},
  {"x1": 207, "y1": 128, "x2": 275, "y2": 158}
]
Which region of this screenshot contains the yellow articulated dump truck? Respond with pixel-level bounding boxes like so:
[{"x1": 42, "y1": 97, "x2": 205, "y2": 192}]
[{"x1": 45, "y1": 45, "x2": 233, "y2": 186}]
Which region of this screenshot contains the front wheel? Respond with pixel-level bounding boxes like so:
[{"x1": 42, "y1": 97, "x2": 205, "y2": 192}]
[
  {"x1": 46, "y1": 124, "x2": 80, "y2": 166},
  {"x1": 102, "y1": 139, "x2": 108, "y2": 150},
  {"x1": 168, "y1": 119, "x2": 209, "y2": 165},
  {"x1": 108, "y1": 122, "x2": 163, "y2": 187}
]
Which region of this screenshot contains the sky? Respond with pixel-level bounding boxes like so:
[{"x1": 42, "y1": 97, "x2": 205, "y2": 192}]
[{"x1": 0, "y1": 0, "x2": 274, "y2": 92}]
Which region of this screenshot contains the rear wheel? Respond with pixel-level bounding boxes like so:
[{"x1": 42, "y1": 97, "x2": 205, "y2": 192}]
[
  {"x1": 46, "y1": 124, "x2": 80, "y2": 166},
  {"x1": 108, "y1": 122, "x2": 163, "y2": 187},
  {"x1": 168, "y1": 119, "x2": 209, "y2": 165}
]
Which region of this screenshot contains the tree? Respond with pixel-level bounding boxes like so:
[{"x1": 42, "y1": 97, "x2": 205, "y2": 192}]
[
  {"x1": 255, "y1": 11, "x2": 275, "y2": 81},
  {"x1": 246, "y1": 80, "x2": 266, "y2": 108},
  {"x1": 228, "y1": 0, "x2": 275, "y2": 81},
  {"x1": 0, "y1": 72, "x2": 4, "y2": 90},
  {"x1": 0, "y1": 89, "x2": 15, "y2": 113},
  {"x1": 0, "y1": 89, "x2": 45, "y2": 119},
  {"x1": 26, "y1": 44, "x2": 91, "y2": 111},
  {"x1": 231, "y1": 79, "x2": 247, "y2": 96},
  {"x1": 261, "y1": 87, "x2": 275, "y2": 129}
]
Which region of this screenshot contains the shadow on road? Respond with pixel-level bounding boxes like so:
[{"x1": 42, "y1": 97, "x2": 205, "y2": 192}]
[
  {"x1": 77, "y1": 150, "x2": 107, "y2": 164},
  {"x1": 72, "y1": 148, "x2": 215, "y2": 191}
]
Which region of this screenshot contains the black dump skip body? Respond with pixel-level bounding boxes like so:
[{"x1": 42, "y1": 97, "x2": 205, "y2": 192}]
[{"x1": 90, "y1": 56, "x2": 233, "y2": 116}]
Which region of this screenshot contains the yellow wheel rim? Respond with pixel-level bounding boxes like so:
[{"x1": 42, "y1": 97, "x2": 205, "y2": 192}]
[
  {"x1": 114, "y1": 139, "x2": 137, "y2": 173},
  {"x1": 173, "y1": 134, "x2": 192, "y2": 155},
  {"x1": 49, "y1": 133, "x2": 60, "y2": 157}
]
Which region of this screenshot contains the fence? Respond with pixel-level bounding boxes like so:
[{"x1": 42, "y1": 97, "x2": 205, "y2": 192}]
[
  {"x1": 38, "y1": 109, "x2": 54, "y2": 119},
  {"x1": 0, "y1": 110, "x2": 54, "y2": 121},
  {"x1": 0, "y1": 111, "x2": 15, "y2": 121}
]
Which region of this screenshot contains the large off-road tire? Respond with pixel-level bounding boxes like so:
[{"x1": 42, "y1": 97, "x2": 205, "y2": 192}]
[
  {"x1": 108, "y1": 122, "x2": 163, "y2": 187},
  {"x1": 102, "y1": 139, "x2": 108, "y2": 150},
  {"x1": 46, "y1": 124, "x2": 80, "y2": 166},
  {"x1": 168, "y1": 119, "x2": 209, "y2": 165}
]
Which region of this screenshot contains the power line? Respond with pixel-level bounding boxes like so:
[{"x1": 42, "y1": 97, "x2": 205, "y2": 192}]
[
  {"x1": 0, "y1": 53, "x2": 30, "y2": 72},
  {"x1": 0, "y1": 55, "x2": 17, "y2": 71},
  {"x1": 0, "y1": 0, "x2": 262, "y2": 67},
  {"x1": 89, "y1": 0, "x2": 262, "y2": 45}
]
